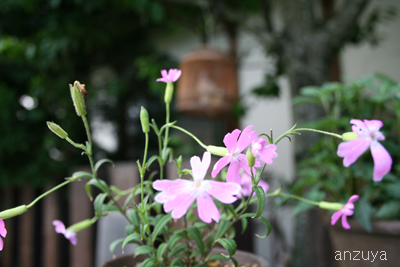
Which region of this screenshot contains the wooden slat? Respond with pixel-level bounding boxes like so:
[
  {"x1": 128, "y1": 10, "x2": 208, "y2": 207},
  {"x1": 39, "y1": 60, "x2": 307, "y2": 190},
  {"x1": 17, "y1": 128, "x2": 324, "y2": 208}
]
[
  {"x1": 1, "y1": 187, "x2": 15, "y2": 267},
  {"x1": 69, "y1": 168, "x2": 93, "y2": 267},
  {"x1": 42, "y1": 184, "x2": 59, "y2": 267},
  {"x1": 19, "y1": 186, "x2": 35, "y2": 267},
  {"x1": 108, "y1": 162, "x2": 139, "y2": 206}
]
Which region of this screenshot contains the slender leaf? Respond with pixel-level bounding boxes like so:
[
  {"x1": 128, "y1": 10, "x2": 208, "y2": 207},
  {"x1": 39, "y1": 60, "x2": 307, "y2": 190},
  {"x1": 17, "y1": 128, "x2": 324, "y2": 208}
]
[
  {"x1": 93, "y1": 193, "x2": 108, "y2": 216},
  {"x1": 134, "y1": 245, "x2": 153, "y2": 257},
  {"x1": 215, "y1": 220, "x2": 230, "y2": 240},
  {"x1": 109, "y1": 238, "x2": 125, "y2": 256},
  {"x1": 141, "y1": 258, "x2": 156, "y2": 267},
  {"x1": 217, "y1": 238, "x2": 236, "y2": 256},
  {"x1": 121, "y1": 233, "x2": 141, "y2": 252},
  {"x1": 157, "y1": 243, "x2": 169, "y2": 261},
  {"x1": 94, "y1": 158, "x2": 114, "y2": 173},
  {"x1": 187, "y1": 227, "x2": 204, "y2": 257},
  {"x1": 255, "y1": 216, "x2": 272, "y2": 238},
  {"x1": 241, "y1": 217, "x2": 248, "y2": 234},
  {"x1": 151, "y1": 214, "x2": 172, "y2": 243},
  {"x1": 253, "y1": 186, "x2": 265, "y2": 218}
]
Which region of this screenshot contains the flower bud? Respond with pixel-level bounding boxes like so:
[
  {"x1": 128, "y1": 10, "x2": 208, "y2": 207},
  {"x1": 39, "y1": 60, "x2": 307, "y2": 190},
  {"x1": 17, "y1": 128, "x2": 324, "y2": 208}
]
[
  {"x1": 47, "y1": 121, "x2": 68, "y2": 139},
  {"x1": 246, "y1": 148, "x2": 255, "y2": 168},
  {"x1": 318, "y1": 201, "x2": 344, "y2": 211},
  {"x1": 67, "y1": 217, "x2": 98, "y2": 233},
  {"x1": 342, "y1": 132, "x2": 359, "y2": 142},
  {"x1": 140, "y1": 107, "x2": 150, "y2": 133},
  {"x1": 207, "y1": 145, "x2": 229, "y2": 157},
  {"x1": 69, "y1": 81, "x2": 87, "y2": 117},
  {"x1": 0, "y1": 205, "x2": 28, "y2": 219},
  {"x1": 164, "y1": 82, "x2": 174, "y2": 104}
]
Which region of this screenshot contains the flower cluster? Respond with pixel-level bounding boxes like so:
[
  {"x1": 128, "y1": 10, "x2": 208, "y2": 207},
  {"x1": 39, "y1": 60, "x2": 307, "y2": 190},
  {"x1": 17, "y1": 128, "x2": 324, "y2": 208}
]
[{"x1": 0, "y1": 68, "x2": 394, "y2": 265}]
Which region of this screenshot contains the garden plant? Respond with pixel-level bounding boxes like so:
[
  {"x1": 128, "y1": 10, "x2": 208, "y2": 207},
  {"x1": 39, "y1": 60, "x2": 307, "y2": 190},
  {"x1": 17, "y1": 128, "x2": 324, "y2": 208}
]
[{"x1": 0, "y1": 70, "x2": 394, "y2": 266}]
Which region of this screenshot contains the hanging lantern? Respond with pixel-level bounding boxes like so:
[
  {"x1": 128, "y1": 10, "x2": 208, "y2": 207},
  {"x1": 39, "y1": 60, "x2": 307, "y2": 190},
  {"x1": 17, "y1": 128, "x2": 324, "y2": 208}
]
[{"x1": 176, "y1": 47, "x2": 238, "y2": 118}]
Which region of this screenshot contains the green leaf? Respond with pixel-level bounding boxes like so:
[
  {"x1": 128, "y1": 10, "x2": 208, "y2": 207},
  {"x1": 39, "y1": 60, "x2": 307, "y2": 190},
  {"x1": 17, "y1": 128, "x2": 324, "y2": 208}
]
[
  {"x1": 168, "y1": 243, "x2": 187, "y2": 258},
  {"x1": 86, "y1": 178, "x2": 108, "y2": 201},
  {"x1": 375, "y1": 201, "x2": 400, "y2": 220},
  {"x1": 241, "y1": 217, "x2": 248, "y2": 234},
  {"x1": 207, "y1": 254, "x2": 230, "y2": 262},
  {"x1": 109, "y1": 238, "x2": 125, "y2": 256},
  {"x1": 94, "y1": 158, "x2": 114, "y2": 174},
  {"x1": 121, "y1": 233, "x2": 141, "y2": 252},
  {"x1": 93, "y1": 193, "x2": 108, "y2": 216},
  {"x1": 157, "y1": 243, "x2": 168, "y2": 261},
  {"x1": 134, "y1": 245, "x2": 153, "y2": 257},
  {"x1": 215, "y1": 220, "x2": 230, "y2": 240},
  {"x1": 170, "y1": 257, "x2": 185, "y2": 267},
  {"x1": 354, "y1": 197, "x2": 372, "y2": 232},
  {"x1": 217, "y1": 238, "x2": 236, "y2": 256},
  {"x1": 140, "y1": 258, "x2": 156, "y2": 267},
  {"x1": 145, "y1": 155, "x2": 160, "y2": 169},
  {"x1": 151, "y1": 214, "x2": 172, "y2": 243},
  {"x1": 70, "y1": 171, "x2": 93, "y2": 179},
  {"x1": 255, "y1": 216, "x2": 272, "y2": 238},
  {"x1": 168, "y1": 232, "x2": 184, "y2": 249},
  {"x1": 126, "y1": 209, "x2": 140, "y2": 227},
  {"x1": 253, "y1": 186, "x2": 265, "y2": 218},
  {"x1": 186, "y1": 227, "x2": 204, "y2": 257}
]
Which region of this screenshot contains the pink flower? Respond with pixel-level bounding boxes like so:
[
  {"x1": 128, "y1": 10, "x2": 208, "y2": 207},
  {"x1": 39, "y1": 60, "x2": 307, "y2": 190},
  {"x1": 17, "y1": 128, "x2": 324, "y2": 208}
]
[
  {"x1": 251, "y1": 138, "x2": 278, "y2": 165},
  {"x1": 156, "y1": 69, "x2": 182, "y2": 83},
  {"x1": 0, "y1": 219, "x2": 7, "y2": 251},
  {"x1": 153, "y1": 152, "x2": 241, "y2": 223},
  {"x1": 211, "y1": 125, "x2": 258, "y2": 184},
  {"x1": 331, "y1": 195, "x2": 359, "y2": 230},
  {"x1": 337, "y1": 119, "x2": 392, "y2": 181},
  {"x1": 239, "y1": 171, "x2": 269, "y2": 198},
  {"x1": 53, "y1": 220, "x2": 77, "y2": 245}
]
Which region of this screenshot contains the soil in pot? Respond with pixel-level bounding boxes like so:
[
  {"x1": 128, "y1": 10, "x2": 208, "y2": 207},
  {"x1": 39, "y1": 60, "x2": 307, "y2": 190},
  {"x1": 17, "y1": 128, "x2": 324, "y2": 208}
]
[{"x1": 101, "y1": 247, "x2": 269, "y2": 267}]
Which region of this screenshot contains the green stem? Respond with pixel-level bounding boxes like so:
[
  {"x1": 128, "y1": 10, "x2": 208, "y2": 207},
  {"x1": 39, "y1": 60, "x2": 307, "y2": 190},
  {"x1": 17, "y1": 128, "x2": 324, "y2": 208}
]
[
  {"x1": 27, "y1": 181, "x2": 71, "y2": 208},
  {"x1": 65, "y1": 137, "x2": 86, "y2": 150},
  {"x1": 295, "y1": 128, "x2": 343, "y2": 139},
  {"x1": 277, "y1": 193, "x2": 320, "y2": 206},
  {"x1": 170, "y1": 125, "x2": 207, "y2": 149},
  {"x1": 163, "y1": 103, "x2": 170, "y2": 152},
  {"x1": 141, "y1": 133, "x2": 149, "y2": 203}
]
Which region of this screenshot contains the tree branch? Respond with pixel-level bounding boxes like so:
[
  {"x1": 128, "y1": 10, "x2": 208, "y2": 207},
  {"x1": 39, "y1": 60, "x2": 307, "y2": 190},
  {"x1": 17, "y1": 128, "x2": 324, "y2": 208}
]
[{"x1": 324, "y1": 0, "x2": 371, "y2": 46}]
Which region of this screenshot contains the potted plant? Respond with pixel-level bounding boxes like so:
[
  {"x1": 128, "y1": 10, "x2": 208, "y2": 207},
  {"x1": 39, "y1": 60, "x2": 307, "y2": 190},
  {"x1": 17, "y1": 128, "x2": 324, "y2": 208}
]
[
  {"x1": 290, "y1": 73, "x2": 400, "y2": 266},
  {"x1": 0, "y1": 70, "x2": 393, "y2": 266}
]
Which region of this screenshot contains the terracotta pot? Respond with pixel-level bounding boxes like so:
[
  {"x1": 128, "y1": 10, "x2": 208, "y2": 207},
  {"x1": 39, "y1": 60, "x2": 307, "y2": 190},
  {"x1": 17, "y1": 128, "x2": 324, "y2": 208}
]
[
  {"x1": 329, "y1": 220, "x2": 400, "y2": 267},
  {"x1": 102, "y1": 247, "x2": 269, "y2": 267}
]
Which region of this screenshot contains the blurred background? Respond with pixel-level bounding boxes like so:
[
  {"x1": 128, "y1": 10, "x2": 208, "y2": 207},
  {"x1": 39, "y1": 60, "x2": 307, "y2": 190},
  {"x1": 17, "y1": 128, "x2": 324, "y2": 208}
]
[{"x1": 0, "y1": 0, "x2": 399, "y2": 266}]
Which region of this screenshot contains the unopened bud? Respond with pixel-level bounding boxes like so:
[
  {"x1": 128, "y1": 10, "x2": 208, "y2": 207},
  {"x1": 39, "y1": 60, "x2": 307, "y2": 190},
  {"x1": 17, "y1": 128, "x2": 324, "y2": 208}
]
[
  {"x1": 246, "y1": 148, "x2": 255, "y2": 168},
  {"x1": 0, "y1": 205, "x2": 28, "y2": 219},
  {"x1": 207, "y1": 145, "x2": 229, "y2": 157},
  {"x1": 318, "y1": 201, "x2": 344, "y2": 211},
  {"x1": 67, "y1": 217, "x2": 98, "y2": 233},
  {"x1": 140, "y1": 107, "x2": 150, "y2": 133},
  {"x1": 164, "y1": 82, "x2": 174, "y2": 104},
  {"x1": 47, "y1": 121, "x2": 68, "y2": 139},
  {"x1": 342, "y1": 132, "x2": 359, "y2": 142},
  {"x1": 69, "y1": 81, "x2": 87, "y2": 117}
]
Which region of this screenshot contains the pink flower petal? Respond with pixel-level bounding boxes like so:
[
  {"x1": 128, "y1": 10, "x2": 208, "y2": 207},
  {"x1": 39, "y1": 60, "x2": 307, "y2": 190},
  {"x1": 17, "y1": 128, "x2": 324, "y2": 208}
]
[
  {"x1": 223, "y1": 129, "x2": 241, "y2": 153},
  {"x1": 331, "y1": 210, "x2": 343, "y2": 226},
  {"x1": 65, "y1": 230, "x2": 77, "y2": 245},
  {"x1": 52, "y1": 220, "x2": 66, "y2": 234},
  {"x1": 0, "y1": 219, "x2": 6, "y2": 238},
  {"x1": 197, "y1": 193, "x2": 220, "y2": 223},
  {"x1": 236, "y1": 125, "x2": 257, "y2": 152},
  {"x1": 258, "y1": 144, "x2": 278, "y2": 165},
  {"x1": 348, "y1": 195, "x2": 359, "y2": 203},
  {"x1": 191, "y1": 152, "x2": 211, "y2": 181},
  {"x1": 169, "y1": 69, "x2": 182, "y2": 82},
  {"x1": 238, "y1": 154, "x2": 254, "y2": 176},
  {"x1": 363, "y1": 119, "x2": 383, "y2": 133},
  {"x1": 370, "y1": 142, "x2": 392, "y2": 181},
  {"x1": 211, "y1": 156, "x2": 231, "y2": 178},
  {"x1": 226, "y1": 161, "x2": 241, "y2": 184},
  {"x1": 350, "y1": 119, "x2": 367, "y2": 136},
  {"x1": 164, "y1": 192, "x2": 196, "y2": 219},
  {"x1": 341, "y1": 215, "x2": 351, "y2": 229},
  {"x1": 337, "y1": 137, "x2": 371, "y2": 167},
  {"x1": 0, "y1": 237, "x2": 3, "y2": 251},
  {"x1": 205, "y1": 181, "x2": 241, "y2": 203}
]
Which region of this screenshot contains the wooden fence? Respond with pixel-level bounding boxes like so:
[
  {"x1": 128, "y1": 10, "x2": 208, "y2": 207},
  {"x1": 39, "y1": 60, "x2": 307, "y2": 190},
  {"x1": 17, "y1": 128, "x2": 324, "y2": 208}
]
[{"x1": 0, "y1": 162, "x2": 139, "y2": 267}]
